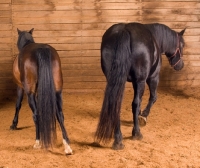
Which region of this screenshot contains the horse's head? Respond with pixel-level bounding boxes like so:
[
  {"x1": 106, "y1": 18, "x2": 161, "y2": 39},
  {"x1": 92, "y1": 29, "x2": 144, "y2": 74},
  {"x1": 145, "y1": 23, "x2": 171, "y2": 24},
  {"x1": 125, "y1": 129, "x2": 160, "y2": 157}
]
[
  {"x1": 17, "y1": 28, "x2": 35, "y2": 51},
  {"x1": 165, "y1": 28, "x2": 186, "y2": 71}
]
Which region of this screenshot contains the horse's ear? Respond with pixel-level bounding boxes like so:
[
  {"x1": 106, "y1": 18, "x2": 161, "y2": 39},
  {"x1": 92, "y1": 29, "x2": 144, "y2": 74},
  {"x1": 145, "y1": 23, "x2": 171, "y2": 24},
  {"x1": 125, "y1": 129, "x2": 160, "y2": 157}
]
[
  {"x1": 29, "y1": 28, "x2": 34, "y2": 34},
  {"x1": 17, "y1": 28, "x2": 22, "y2": 35},
  {"x1": 179, "y1": 28, "x2": 186, "y2": 36}
]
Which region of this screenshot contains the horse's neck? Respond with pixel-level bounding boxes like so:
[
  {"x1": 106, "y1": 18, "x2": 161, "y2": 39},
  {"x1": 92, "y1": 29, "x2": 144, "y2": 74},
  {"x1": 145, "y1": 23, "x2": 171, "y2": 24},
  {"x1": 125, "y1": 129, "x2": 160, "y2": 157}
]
[
  {"x1": 24, "y1": 40, "x2": 34, "y2": 47},
  {"x1": 18, "y1": 40, "x2": 34, "y2": 51},
  {"x1": 146, "y1": 24, "x2": 176, "y2": 54}
]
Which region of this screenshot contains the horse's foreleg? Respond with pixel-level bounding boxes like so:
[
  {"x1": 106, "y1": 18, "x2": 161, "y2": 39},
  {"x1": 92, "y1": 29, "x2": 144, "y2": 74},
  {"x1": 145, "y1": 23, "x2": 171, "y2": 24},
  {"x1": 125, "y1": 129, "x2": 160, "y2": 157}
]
[
  {"x1": 139, "y1": 77, "x2": 159, "y2": 127},
  {"x1": 112, "y1": 122, "x2": 124, "y2": 150},
  {"x1": 56, "y1": 92, "x2": 72, "y2": 155},
  {"x1": 10, "y1": 87, "x2": 24, "y2": 130},
  {"x1": 27, "y1": 93, "x2": 41, "y2": 149},
  {"x1": 132, "y1": 81, "x2": 145, "y2": 140}
]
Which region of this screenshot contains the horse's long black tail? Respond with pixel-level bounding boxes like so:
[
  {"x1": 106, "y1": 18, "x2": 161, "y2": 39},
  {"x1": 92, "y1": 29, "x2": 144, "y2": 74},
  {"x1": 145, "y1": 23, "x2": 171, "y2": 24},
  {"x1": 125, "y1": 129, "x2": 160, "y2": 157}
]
[
  {"x1": 95, "y1": 30, "x2": 131, "y2": 144},
  {"x1": 37, "y1": 47, "x2": 57, "y2": 148}
]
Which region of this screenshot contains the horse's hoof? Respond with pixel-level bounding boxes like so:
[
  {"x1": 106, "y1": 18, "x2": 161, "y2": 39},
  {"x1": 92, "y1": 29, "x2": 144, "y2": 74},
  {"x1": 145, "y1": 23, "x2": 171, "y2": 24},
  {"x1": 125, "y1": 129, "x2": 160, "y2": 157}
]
[
  {"x1": 10, "y1": 125, "x2": 17, "y2": 130},
  {"x1": 63, "y1": 139, "x2": 73, "y2": 155},
  {"x1": 138, "y1": 115, "x2": 147, "y2": 127},
  {"x1": 132, "y1": 133, "x2": 143, "y2": 140},
  {"x1": 33, "y1": 140, "x2": 41, "y2": 149},
  {"x1": 64, "y1": 143, "x2": 73, "y2": 155},
  {"x1": 65, "y1": 148, "x2": 73, "y2": 155},
  {"x1": 91, "y1": 142, "x2": 101, "y2": 147},
  {"x1": 112, "y1": 142, "x2": 125, "y2": 150}
]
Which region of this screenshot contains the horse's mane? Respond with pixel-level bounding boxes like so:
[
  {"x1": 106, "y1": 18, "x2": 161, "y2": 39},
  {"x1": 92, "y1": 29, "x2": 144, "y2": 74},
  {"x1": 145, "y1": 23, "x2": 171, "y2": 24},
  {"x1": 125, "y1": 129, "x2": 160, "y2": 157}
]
[{"x1": 144, "y1": 23, "x2": 178, "y2": 54}]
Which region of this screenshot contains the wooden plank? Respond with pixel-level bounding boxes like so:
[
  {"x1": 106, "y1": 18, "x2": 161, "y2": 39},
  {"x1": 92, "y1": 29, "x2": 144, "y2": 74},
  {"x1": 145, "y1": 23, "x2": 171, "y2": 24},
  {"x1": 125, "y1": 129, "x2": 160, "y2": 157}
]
[
  {"x1": 0, "y1": 0, "x2": 11, "y2": 3},
  {"x1": 35, "y1": 37, "x2": 83, "y2": 44},
  {"x1": 0, "y1": 4, "x2": 10, "y2": 11},
  {"x1": 0, "y1": 50, "x2": 12, "y2": 57},
  {"x1": 143, "y1": 8, "x2": 200, "y2": 15},
  {"x1": 0, "y1": 64, "x2": 12, "y2": 71},
  {"x1": 13, "y1": 24, "x2": 82, "y2": 31},
  {"x1": 62, "y1": 69, "x2": 103, "y2": 77},
  {"x1": 186, "y1": 55, "x2": 200, "y2": 61},
  {"x1": 0, "y1": 30, "x2": 12, "y2": 37},
  {"x1": 62, "y1": 81, "x2": 105, "y2": 89},
  {"x1": 87, "y1": 0, "x2": 140, "y2": 2},
  {"x1": 82, "y1": 23, "x2": 114, "y2": 30},
  {"x1": 0, "y1": 37, "x2": 12, "y2": 43},
  {"x1": 50, "y1": 44, "x2": 81, "y2": 51},
  {"x1": 60, "y1": 56, "x2": 100, "y2": 64},
  {"x1": 63, "y1": 76, "x2": 105, "y2": 83},
  {"x1": 0, "y1": 11, "x2": 11, "y2": 17},
  {"x1": 82, "y1": 2, "x2": 141, "y2": 10},
  {"x1": 61, "y1": 57, "x2": 83, "y2": 64},
  {"x1": 0, "y1": 71, "x2": 12, "y2": 78},
  {"x1": 184, "y1": 36, "x2": 200, "y2": 42},
  {"x1": 27, "y1": 30, "x2": 82, "y2": 37},
  {"x1": 184, "y1": 47, "x2": 200, "y2": 55},
  {"x1": 143, "y1": 15, "x2": 200, "y2": 22},
  {"x1": 184, "y1": 28, "x2": 200, "y2": 36},
  {"x1": 186, "y1": 42, "x2": 200, "y2": 49},
  {"x1": 81, "y1": 30, "x2": 104, "y2": 37},
  {"x1": 60, "y1": 50, "x2": 100, "y2": 58},
  {"x1": 13, "y1": 17, "x2": 81, "y2": 24},
  {"x1": 12, "y1": 0, "x2": 80, "y2": 4},
  {"x1": 0, "y1": 43, "x2": 12, "y2": 50},
  {"x1": 82, "y1": 15, "x2": 141, "y2": 23},
  {"x1": 144, "y1": 0, "x2": 199, "y2": 1},
  {"x1": 0, "y1": 82, "x2": 16, "y2": 89},
  {"x1": 81, "y1": 50, "x2": 100, "y2": 57},
  {"x1": 58, "y1": 50, "x2": 81, "y2": 57},
  {"x1": 62, "y1": 63, "x2": 101, "y2": 70},
  {"x1": 13, "y1": 11, "x2": 80, "y2": 18},
  {"x1": 0, "y1": 17, "x2": 11, "y2": 23},
  {"x1": 143, "y1": 2, "x2": 200, "y2": 9},
  {"x1": 0, "y1": 24, "x2": 12, "y2": 30},
  {"x1": 12, "y1": 4, "x2": 80, "y2": 11},
  {"x1": 82, "y1": 9, "x2": 141, "y2": 16}
]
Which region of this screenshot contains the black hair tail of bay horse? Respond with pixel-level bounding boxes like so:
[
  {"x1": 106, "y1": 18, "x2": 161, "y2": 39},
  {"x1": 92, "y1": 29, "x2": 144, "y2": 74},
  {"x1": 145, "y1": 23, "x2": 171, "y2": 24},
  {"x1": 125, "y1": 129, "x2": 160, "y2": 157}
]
[
  {"x1": 95, "y1": 29, "x2": 131, "y2": 144},
  {"x1": 37, "y1": 47, "x2": 57, "y2": 148}
]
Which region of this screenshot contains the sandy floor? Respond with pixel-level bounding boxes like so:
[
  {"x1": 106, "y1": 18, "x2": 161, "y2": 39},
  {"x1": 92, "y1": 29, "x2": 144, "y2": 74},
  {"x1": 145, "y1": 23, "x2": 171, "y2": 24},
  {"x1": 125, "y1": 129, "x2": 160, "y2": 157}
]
[{"x1": 0, "y1": 87, "x2": 200, "y2": 168}]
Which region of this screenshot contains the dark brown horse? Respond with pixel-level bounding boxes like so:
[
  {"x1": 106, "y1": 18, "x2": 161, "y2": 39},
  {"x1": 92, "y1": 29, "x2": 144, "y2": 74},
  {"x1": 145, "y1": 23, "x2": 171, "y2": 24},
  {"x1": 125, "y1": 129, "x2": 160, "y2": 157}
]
[
  {"x1": 10, "y1": 28, "x2": 72, "y2": 154},
  {"x1": 95, "y1": 22, "x2": 186, "y2": 150}
]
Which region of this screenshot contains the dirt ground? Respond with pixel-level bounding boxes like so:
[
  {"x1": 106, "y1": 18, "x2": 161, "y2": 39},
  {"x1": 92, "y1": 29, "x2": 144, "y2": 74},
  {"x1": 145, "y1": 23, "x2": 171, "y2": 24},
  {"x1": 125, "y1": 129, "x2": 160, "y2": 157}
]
[{"x1": 0, "y1": 87, "x2": 200, "y2": 168}]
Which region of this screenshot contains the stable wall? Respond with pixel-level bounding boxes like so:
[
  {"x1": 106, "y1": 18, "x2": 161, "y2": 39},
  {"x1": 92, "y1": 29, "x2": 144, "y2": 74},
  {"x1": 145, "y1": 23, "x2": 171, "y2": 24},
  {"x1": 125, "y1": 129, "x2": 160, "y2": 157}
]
[{"x1": 0, "y1": 0, "x2": 199, "y2": 97}]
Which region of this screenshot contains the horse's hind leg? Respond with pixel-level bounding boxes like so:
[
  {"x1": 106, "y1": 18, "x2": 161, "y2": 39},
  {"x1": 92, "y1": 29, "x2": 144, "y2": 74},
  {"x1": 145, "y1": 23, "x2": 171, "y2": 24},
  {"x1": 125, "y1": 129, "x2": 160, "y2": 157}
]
[
  {"x1": 56, "y1": 91, "x2": 72, "y2": 155},
  {"x1": 10, "y1": 86, "x2": 24, "y2": 130},
  {"x1": 139, "y1": 77, "x2": 159, "y2": 127},
  {"x1": 112, "y1": 122, "x2": 124, "y2": 150},
  {"x1": 132, "y1": 81, "x2": 145, "y2": 140},
  {"x1": 27, "y1": 92, "x2": 41, "y2": 149}
]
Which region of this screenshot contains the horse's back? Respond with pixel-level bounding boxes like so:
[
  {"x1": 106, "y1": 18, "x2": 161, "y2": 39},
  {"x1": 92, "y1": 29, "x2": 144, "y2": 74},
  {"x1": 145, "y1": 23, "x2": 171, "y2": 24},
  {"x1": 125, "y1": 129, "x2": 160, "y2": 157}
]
[
  {"x1": 16, "y1": 43, "x2": 62, "y2": 92},
  {"x1": 102, "y1": 22, "x2": 154, "y2": 54}
]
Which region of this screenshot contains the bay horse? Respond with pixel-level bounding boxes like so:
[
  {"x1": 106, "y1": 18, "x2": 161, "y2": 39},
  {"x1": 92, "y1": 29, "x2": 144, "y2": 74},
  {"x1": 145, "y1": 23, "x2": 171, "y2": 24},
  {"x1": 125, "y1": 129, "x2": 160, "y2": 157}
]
[
  {"x1": 10, "y1": 28, "x2": 72, "y2": 154},
  {"x1": 95, "y1": 22, "x2": 186, "y2": 150}
]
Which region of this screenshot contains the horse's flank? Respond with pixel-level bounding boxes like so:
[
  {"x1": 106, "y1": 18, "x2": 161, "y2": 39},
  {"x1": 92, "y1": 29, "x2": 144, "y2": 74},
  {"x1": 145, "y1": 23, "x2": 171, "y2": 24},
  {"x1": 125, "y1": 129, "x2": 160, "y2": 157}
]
[{"x1": 13, "y1": 55, "x2": 22, "y2": 88}]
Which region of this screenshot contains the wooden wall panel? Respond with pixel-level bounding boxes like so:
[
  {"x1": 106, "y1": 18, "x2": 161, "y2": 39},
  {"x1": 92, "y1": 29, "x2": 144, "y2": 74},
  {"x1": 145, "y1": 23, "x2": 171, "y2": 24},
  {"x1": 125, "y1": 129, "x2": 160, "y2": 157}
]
[
  {"x1": 0, "y1": 0, "x2": 13, "y2": 98},
  {"x1": 0, "y1": 0, "x2": 199, "y2": 97}
]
